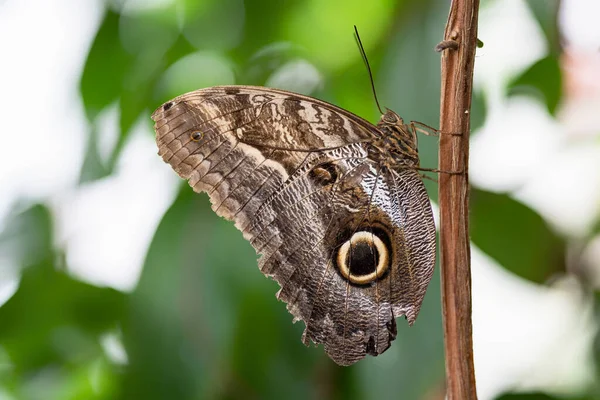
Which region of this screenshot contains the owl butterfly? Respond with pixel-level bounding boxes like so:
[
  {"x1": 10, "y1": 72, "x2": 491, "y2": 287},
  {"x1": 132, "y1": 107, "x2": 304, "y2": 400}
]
[{"x1": 152, "y1": 86, "x2": 436, "y2": 366}]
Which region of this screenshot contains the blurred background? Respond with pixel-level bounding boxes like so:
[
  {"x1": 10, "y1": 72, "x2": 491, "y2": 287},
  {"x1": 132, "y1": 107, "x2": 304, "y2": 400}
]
[{"x1": 1, "y1": 0, "x2": 599, "y2": 399}]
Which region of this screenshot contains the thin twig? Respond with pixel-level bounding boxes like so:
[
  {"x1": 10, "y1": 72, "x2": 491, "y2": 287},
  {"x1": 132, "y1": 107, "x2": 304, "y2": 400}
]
[{"x1": 438, "y1": 0, "x2": 480, "y2": 398}]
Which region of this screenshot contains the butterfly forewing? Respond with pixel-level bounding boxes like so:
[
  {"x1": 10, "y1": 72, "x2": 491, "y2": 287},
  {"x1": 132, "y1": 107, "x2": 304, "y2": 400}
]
[{"x1": 152, "y1": 85, "x2": 436, "y2": 365}]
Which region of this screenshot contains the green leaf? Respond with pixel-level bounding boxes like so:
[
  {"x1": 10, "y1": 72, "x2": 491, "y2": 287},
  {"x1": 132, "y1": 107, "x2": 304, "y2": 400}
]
[
  {"x1": 155, "y1": 51, "x2": 236, "y2": 102},
  {"x1": 80, "y1": 9, "x2": 132, "y2": 120},
  {"x1": 119, "y1": 187, "x2": 201, "y2": 400},
  {"x1": 242, "y1": 42, "x2": 307, "y2": 86},
  {"x1": 281, "y1": 0, "x2": 396, "y2": 71},
  {"x1": 523, "y1": 0, "x2": 560, "y2": 54},
  {"x1": 470, "y1": 189, "x2": 566, "y2": 283},
  {"x1": 1, "y1": 357, "x2": 120, "y2": 400},
  {"x1": 229, "y1": 0, "x2": 297, "y2": 63},
  {"x1": 471, "y1": 89, "x2": 487, "y2": 133},
  {"x1": 0, "y1": 204, "x2": 53, "y2": 269},
  {"x1": 0, "y1": 202, "x2": 125, "y2": 387},
  {"x1": 83, "y1": 4, "x2": 192, "y2": 172},
  {"x1": 0, "y1": 259, "x2": 125, "y2": 374},
  {"x1": 508, "y1": 55, "x2": 562, "y2": 115},
  {"x1": 110, "y1": 35, "x2": 196, "y2": 171},
  {"x1": 117, "y1": 4, "x2": 179, "y2": 57},
  {"x1": 117, "y1": 3, "x2": 180, "y2": 135},
  {"x1": 79, "y1": 127, "x2": 111, "y2": 183},
  {"x1": 179, "y1": 0, "x2": 245, "y2": 51}
]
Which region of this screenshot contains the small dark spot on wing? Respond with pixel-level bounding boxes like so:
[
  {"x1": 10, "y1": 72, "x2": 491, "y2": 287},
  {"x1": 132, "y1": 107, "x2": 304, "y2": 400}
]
[
  {"x1": 163, "y1": 102, "x2": 173, "y2": 111},
  {"x1": 366, "y1": 336, "x2": 377, "y2": 355},
  {"x1": 224, "y1": 87, "x2": 240, "y2": 95},
  {"x1": 386, "y1": 318, "x2": 397, "y2": 340}
]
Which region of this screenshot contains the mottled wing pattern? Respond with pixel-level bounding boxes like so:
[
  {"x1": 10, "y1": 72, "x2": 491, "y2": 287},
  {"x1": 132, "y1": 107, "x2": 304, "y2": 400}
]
[
  {"x1": 152, "y1": 86, "x2": 375, "y2": 232},
  {"x1": 385, "y1": 168, "x2": 437, "y2": 324},
  {"x1": 152, "y1": 85, "x2": 435, "y2": 365},
  {"x1": 287, "y1": 163, "x2": 436, "y2": 365}
]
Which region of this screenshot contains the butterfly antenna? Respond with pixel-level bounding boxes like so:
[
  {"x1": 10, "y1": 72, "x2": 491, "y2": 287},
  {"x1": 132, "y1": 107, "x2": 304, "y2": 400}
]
[{"x1": 354, "y1": 25, "x2": 384, "y2": 115}]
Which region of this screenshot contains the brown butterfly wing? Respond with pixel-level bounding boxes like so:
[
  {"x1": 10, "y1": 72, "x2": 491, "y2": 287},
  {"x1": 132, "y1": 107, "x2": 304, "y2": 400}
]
[
  {"x1": 152, "y1": 86, "x2": 376, "y2": 231},
  {"x1": 152, "y1": 85, "x2": 435, "y2": 365},
  {"x1": 269, "y1": 161, "x2": 436, "y2": 365}
]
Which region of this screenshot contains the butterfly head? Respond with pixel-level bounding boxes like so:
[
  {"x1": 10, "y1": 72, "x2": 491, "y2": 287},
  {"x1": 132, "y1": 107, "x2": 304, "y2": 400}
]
[
  {"x1": 380, "y1": 108, "x2": 404, "y2": 125},
  {"x1": 376, "y1": 109, "x2": 420, "y2": 167}
]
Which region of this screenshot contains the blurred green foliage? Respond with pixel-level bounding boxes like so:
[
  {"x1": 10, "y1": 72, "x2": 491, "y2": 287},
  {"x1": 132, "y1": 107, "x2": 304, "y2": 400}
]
[
  {"x1": 470, "y1": 189, "x2": 565, "y2": 283},
  {"x1": 508, "y1": 55, "x2": 562, "y2": 115},
  {"x1": 1, "y1": 0, "x2": 596, "y2": 399},
  {"x1": 0, "y1": 204, "x2": 125, "y2": 400},
  {"x1": 508, "y1": 0, "x2": 562, "y2": 115}
]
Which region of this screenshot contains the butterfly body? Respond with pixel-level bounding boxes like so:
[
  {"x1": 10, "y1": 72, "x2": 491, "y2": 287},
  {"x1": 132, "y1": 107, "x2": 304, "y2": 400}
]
[{"x1": 153, "y1": 85, "x2": 435, "y2": 365}]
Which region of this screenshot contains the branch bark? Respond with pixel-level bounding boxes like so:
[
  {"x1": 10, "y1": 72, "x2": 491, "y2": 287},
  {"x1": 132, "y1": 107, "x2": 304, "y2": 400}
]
[{"x1": 438, "y1": 0, "x2": 480, "y2": 399}]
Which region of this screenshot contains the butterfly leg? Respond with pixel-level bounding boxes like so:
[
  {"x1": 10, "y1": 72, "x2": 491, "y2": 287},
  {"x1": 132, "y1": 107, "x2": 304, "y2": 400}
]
[
  {"x1": 410, "y1": 121, "x2": 440, "y2": 137},
  {"x1": 409, "y1": 121, "x2": 463, "y2": 138},
  {"x1": 419, "y1": 173, "x2": 439, "y2": 183}
]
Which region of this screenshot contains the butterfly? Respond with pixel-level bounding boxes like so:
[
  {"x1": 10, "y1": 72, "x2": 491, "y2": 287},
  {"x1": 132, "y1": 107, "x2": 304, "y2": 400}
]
[{"x1": 152, "y1": 85, "x2": 436, "y2": 365}]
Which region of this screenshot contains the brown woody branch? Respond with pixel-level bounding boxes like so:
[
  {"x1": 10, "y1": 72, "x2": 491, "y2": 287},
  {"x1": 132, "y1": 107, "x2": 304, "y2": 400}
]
[{"x1": 437, "y1": 0, "x2": 480, "y2": 399}]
